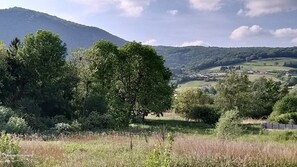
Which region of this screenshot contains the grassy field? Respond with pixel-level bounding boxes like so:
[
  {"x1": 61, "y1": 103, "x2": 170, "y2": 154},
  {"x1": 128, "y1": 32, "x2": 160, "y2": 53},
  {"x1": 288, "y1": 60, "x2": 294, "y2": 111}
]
[
  {"x1": 176, "y1": 80, "x2": 216, "y2": 91},
  {"x1": 240, "y1": 58, "x2": 297, "y2": 72},
  {"x1": 180, "y1": 57, "x2": 297, "y2": 89},
  {"x1": 9, "y1": 113, "x2": 297, "y2": 167}
]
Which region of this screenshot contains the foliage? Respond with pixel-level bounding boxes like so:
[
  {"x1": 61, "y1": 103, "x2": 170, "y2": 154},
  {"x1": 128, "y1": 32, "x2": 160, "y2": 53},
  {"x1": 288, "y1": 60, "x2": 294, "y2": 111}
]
[
  {"x1": 247, "y1": 77, "x2": 288, "y2": 118},
  {"x1": 215, "y1": 72, "x2": 287, "y2": 118},
  {"x1": 174, "y1": 88, "x2": 215, "y2": 123},
  {"x1": 79, "y1": 112, "x2": 115, "y2": 130},
  {"x1": 5, "y1": 116, "x2": 30, "y2": 134},
  {"x1": 72, "y1": 41, "x2": 174, "y2": 125},
  {"x1": 215, "y1": 71, "x2": 250, "y2": 113},
  {"x1": 188, "y1": 105, "x2": 220, "y2": 125},
  {"x1": 145, "y1": 133, "x2": 174, "y2": 167},
  {"x1": 269, "y1": 95, "x2": 297, "y2": 123},
  {"x1": 269, "y1": 113, "x2": 297, "y2": 124},
  {"x1": 0, "y1": 106, "x2": 30, "y2": 134},
  {"x1": 0, "y1": 132, "x2": 20, "y2": 155},
  {"x1": 215, "y1": 110, "x2": 243, "y2": 139}
]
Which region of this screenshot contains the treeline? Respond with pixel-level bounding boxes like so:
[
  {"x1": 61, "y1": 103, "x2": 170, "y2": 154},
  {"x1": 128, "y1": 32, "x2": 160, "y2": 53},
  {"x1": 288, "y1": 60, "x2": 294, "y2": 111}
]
[
  {"x1": 0, "y1": 30, "x2": 174, "y2": 133},
  {"x1": 155, "y1": 46, "x2": 297, "y2": 73},
  {"x1": 174, "y1": 71, "x2": 297, "y2": 125}
]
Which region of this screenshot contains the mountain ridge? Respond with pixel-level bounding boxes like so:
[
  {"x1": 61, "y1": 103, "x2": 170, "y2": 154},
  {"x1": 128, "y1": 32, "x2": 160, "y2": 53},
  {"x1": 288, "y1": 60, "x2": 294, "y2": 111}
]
[{"x1": 0, "y1": 7, "x2": 127, "y2": 52}]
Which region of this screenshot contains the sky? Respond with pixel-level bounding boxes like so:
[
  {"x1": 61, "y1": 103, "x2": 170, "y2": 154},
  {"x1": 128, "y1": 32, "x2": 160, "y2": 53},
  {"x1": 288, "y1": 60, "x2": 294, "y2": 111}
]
[{"x1": 1, "y1": 0, "x2": 297, "y2": 47}]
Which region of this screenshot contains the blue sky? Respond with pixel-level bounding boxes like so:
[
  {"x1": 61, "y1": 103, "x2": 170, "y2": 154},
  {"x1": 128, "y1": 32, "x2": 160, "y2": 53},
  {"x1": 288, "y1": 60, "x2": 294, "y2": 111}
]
[{"x1": 1, "y1": 0, "x2": 297, "y2": 47}]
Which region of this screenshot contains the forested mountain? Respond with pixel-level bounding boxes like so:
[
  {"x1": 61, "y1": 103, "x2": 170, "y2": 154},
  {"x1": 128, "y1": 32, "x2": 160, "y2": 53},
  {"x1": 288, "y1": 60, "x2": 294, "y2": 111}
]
[
  {"x1": 0, "y1": 7, "x2": 127, "y2": 52},
  {"x1": 155, "y1": 46, "x2": 297, "y2": 72}
]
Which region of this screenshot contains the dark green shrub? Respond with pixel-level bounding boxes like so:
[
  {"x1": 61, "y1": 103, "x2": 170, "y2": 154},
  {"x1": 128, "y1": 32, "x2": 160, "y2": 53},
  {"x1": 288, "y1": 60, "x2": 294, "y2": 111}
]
[
  {"x1": 215, "y1": 110, "x2": 243, "y2": 139},
  {"x1": 0, "y1": 106, "x2": 14, "y2": 129},
  {"x1": 79, "y1": 112, "x2": 115, "y2": 130},
  {"x1": 188, "y1": 105, "x2": 220, "y2": 125}
]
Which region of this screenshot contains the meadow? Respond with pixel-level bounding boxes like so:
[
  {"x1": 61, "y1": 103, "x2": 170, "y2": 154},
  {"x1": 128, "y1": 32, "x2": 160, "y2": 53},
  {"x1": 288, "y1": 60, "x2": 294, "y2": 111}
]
[{"x1": 10, "y1": 113, "x2": 297, "y2": 167}]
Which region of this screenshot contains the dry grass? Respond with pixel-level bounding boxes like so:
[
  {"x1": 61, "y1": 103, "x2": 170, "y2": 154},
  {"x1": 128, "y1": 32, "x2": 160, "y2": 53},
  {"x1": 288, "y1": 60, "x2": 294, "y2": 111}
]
[
  {"x1": 17, "y1": 133, "x2": 297, "y2": 167},
  {"x1": 173, "y1": 135, "x2": 297, "y2": 166}
]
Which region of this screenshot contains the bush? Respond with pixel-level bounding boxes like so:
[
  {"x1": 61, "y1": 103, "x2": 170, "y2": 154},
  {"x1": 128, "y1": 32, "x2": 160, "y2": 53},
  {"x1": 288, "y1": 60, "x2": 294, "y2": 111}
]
[
  {"x1": 0, "y1": 106, "x2": 30, "y2": 134},
  {"x1": 187, "y1": 105, "x2": 220, "y2": 124},
  {"x1": 0, "y1": 106, "x2": 14, "y2": 129},
  {"x1": 5, "y1": 116, "x2": 30, "y2": 134},
  {"x1": 79, "y1": 112, "x2": 115, "y2": 130},
  {"x1": 54, "y1": 120, "x2": 82, "y2": 133},
  {"x1": 145, "y1": 133, "x2": 174, "y2": 167},
  {"x1": 271, "y1": 95, "x2": 297, "y2": 116},
  {"x1": 269, "y1": 112, "x2": 297, "y2": 124},
  {"x1": 174, "y1": 89, "x2": 213, "y2": 118},
  {"x1": 0, "y1": 132, "x2": 20, "y2": 155},
  {"x1": 269, "y1": 95, "x2": 297, "y2": 123},
  {"x1": 0, "y1": 132, "x2": 32, "y2": 166},
  {"x1": 54, "y1": 122, "x2": 72, "y2": 133},
  {"x1": 215, "y1": 110, "x2": 243, "y2": 139}
]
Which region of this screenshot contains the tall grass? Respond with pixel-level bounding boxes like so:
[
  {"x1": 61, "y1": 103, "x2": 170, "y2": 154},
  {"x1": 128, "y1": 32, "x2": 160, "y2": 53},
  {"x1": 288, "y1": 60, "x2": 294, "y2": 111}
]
[
  {"x1": 18, "y1": 132, "x2": 297, "y2": 167},
  {"x1": 173, "y1": 135, "x2": 297, "y2": 166}
]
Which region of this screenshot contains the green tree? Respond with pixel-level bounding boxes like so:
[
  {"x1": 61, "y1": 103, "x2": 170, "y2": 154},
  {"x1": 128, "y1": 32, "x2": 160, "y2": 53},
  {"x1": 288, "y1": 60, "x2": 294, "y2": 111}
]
[
  {"x1": 247, "y1": 77, "x2": 288, "y2": 118},
  {"x1": 117, "y1": 42, "x2": 174, "y2": 120},
  {"x1": 70, "y1": 48, "x2": 108, "y2": 118},
  {"x1": 174, "y1": 89, "x2": 212, "y2": 116},
  {"x1": 215, "y1": 110, "x2": 243, "y2": 139},
  {"x1": 84, "y1": 41, "x2": 174, "y2": 123},
  {"x1": 215, "y1": 71, "x2": 251, "y2": 113},
  {"x1": 15, "y1": 30, "x2": 78, "y2": 119}
]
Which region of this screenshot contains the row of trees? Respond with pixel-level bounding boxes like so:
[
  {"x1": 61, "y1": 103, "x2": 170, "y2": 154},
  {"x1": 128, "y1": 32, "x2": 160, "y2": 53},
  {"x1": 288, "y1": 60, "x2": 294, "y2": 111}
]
[
  {"x1": 0, "y1": 30, "x2": 174, "y2": 131},
  {"x1": 174, "y1": 71, "x2": 291, "y2": 124}
]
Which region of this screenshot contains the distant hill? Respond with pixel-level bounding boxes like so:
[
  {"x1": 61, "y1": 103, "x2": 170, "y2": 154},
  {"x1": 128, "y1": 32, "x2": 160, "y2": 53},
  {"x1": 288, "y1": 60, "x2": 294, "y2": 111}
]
[
  {"x1": 155, "y1": 46, "x2": 297, "y2": 73},
  {"x1": 0, "y1": 7, "x2": 127, "y2": 52}
]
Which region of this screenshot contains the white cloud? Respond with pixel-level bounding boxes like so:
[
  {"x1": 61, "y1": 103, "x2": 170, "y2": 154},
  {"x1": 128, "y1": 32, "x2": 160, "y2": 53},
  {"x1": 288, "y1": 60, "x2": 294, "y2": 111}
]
[
  {"x1": 239, "y1": 0, "x2": 297, "y2": 17},
  {"x1": 271, "y1": 28, "x2": 297, "y2": 38},
  {"x1": 167, "y1": 10, "x2": 178, "y2": 16},
  {"x1": 230, "y1": 25, "x2": 263, "y2": 40},
  {"x1": 292, "y1": 38, "x2": 297, "y2": 45},
  {"x1": 272, "y1": 28, "x2": 297, "y2": 44},
  {"x1": 189, "y1": 0, "x2": 222, "y2": 11},
  {"x1": 181, "y1": 40, "x2": 210, "y2": 47},
  {"x1": 66, "y1": 0, "x2": 111, "y2": 12},
  {"x1": 114, "y1": 0, "x2": 152, "y2": 17},
  {"x1": 143, "y1": 39, "x2": 157, "y2": 45},
  {"x1": 67, "y1": 0, "x2": 152, "y2": 17}
]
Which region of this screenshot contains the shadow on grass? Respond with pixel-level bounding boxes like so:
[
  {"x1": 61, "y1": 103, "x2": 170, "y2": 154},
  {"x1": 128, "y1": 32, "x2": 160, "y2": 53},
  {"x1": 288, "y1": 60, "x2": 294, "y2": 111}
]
[
  {"x1": 242, "y1": 123, "x2": 263, "y2": 135},
  {"x1": 129, "y1": 119, "x2": 215, "y2": 135}
]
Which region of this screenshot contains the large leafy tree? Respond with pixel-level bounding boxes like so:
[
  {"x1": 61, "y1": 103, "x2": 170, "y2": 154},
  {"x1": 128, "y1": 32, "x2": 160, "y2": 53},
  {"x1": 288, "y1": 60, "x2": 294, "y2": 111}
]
[
  {"x1": 84, "y1": 41, "x2": 174, "y2": 122},
  {"x1": 0, "y1": 41, "x2": 10, "y2": 103},
  {"x1": 248, "y1": 77, "x2": 288, "y2": 118},
  {"x1": 117, "y1": 42, "x2": 174, "y2": 120},
  {"x1": 15, "y1": 30, "x2": 78, "y2": 118},
  {"x1": 215, "y1": 71, "x2": 251, "y2": 113}
]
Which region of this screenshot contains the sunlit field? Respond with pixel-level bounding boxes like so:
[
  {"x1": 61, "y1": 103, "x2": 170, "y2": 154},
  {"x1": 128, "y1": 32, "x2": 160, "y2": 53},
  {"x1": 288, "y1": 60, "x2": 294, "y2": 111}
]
[{"x1": 12, "y1": 113, "x2": 297, "y2": 167}]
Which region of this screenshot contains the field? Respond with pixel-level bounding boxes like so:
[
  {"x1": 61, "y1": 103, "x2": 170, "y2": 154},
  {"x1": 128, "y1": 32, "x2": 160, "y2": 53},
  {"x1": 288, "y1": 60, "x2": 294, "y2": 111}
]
[
  {"x1": 11, "y1": 113, "x2": 297, "y2": 167},
  {"x1": 179, "y1": 57, "x2": 297, "y2": 90},
  {"x1": 176, "y1": 80, "x2": 216, "y2": 91}
]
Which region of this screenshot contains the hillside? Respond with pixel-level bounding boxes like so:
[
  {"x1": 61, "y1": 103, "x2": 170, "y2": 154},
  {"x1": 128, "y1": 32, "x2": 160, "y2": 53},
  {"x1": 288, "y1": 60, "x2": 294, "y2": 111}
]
[
  {"x1": 0, "y1": 7, "x2": 127, "y2": 52},
  {"x1": 155, "y1": 46, "x2": 297, "y2": 73}
]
